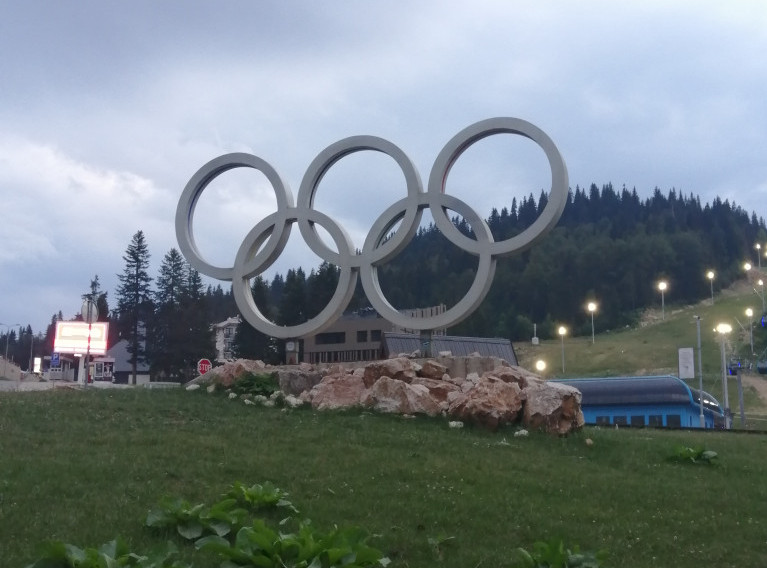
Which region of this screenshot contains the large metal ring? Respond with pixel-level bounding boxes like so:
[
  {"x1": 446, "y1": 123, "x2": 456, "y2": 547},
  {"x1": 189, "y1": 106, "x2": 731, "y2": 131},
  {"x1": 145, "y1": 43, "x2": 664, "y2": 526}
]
[{"x1": 176, "y1": 117, "x2": 568, "y2": 339}]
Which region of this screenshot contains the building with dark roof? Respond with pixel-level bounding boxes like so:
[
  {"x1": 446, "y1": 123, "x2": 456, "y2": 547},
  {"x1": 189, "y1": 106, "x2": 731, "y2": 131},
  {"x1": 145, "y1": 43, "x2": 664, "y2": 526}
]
[
  {"x1": 94, "y1": 339, "x2": 150, "y2": 385},
  {"x1": 300, "y1": 307, "x2": 516, "y2": 365},
  {"x1": 555, "y1": 375, "x2": 724, "y2": 429}
]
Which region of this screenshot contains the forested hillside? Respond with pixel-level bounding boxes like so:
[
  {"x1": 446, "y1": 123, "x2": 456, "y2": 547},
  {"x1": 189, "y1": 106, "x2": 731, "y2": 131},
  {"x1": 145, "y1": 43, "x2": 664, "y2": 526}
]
[{"x1": 244, "y1": 184, "x2": 766, "y2": 344}]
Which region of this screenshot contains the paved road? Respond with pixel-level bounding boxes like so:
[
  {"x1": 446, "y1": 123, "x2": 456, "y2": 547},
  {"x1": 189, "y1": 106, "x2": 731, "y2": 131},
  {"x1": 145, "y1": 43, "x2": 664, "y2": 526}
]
[
  {"x1": 0, "y1": 380, "x2": 55, "y2": 392},
  {"x1": 0, "y1": 380, "x2": 148, "y2": 392}
]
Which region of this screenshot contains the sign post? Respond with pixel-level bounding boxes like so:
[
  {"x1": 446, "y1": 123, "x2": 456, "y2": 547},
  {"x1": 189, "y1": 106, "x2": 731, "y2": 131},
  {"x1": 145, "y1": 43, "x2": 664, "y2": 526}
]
[
  {"x1": 81, "y1": 299, "x2": 98, "y2": 386},
  {"x1": 197, "y1": 358, "x2": 212, "y2": 376}
]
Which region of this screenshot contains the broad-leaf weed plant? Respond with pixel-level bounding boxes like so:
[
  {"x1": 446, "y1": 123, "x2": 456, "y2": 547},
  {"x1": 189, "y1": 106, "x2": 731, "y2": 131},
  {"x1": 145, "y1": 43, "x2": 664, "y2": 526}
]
[{"x1": 27, "y1": 481, "x2": 390, "y2": 568}]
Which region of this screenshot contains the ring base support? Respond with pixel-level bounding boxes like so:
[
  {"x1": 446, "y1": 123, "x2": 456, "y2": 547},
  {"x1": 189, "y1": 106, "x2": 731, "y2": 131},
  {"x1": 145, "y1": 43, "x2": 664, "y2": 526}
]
[{"x1": 420, "y1": 329, "x2": 433, "y2": 358}]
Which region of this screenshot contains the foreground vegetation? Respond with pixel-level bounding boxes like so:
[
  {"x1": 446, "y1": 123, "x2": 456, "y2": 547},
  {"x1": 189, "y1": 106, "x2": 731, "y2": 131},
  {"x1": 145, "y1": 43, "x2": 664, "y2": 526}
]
[{"x1": 2, "y1": 389, "x2": 767, "y2": 567}]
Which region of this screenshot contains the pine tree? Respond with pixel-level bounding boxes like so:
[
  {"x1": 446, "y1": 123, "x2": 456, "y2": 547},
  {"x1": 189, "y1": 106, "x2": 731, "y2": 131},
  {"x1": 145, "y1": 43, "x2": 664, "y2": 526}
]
[
  {"x1": 180, "y1": 263, "x2": 215, "y2": 380},
  {"x1": 151, "y1": 248, "x2": 186, "y2": 379},
  {"x1": 115, "y1": 230, "x2": 153, "y2": 384},
  {"x1": 279, "y1": 268, "x2": 307, "y2": 326},
  {"x1": 233, "y1": 276, "x2": 279, "y2": 363}
]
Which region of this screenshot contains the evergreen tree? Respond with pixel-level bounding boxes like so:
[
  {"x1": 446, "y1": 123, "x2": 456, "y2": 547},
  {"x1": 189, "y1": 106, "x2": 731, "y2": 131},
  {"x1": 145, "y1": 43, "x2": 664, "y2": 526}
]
[
  {"x1": 180, "y1": 263, "x2": 215, "y2": 379},
  {"x1": 233, "y1": 276, "x2": 279, "y2": 363},
  {"x1": 305, "y1": 262, "x2": 340, "y2": 318},
  {"x1": 151, "y1": 249, "x2": 215, "y2": 381},
  {"x1": 115, "y1": 230, "x2": 153, "y2": 384},
  {"x1": 278, "y1": 268, "x2": 307, "y2": 326},
  {"x1": 151, "y1": 248, "x2": 186, "y2": 379}
]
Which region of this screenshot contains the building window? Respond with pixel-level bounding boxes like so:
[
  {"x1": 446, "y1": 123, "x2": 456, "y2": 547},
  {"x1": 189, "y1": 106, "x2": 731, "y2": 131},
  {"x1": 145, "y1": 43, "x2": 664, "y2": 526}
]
[
  {"x1": 630, "y1": 415, "x2": 645, "y2": 427},
  {"x1": 356, "y1": 330, "x2": 368, "y2": 342},
  {"x1": 595, "y1": 416, "x2": 610, "y2": 425},
  {"x1": 613, "y1": 416, "x2": 627, "y2": 426},
  {"x1": 666, "y1": 414, "x2": 682, "y2": 428},
  {"x1": 649, "y1": 415, "x2": 663, "y2": 427},
  {"x1": 370, "y1": 330, "x2": 382, "y2": 341},
  {"x1": 316, "y1": 332, "x2": 346, "y2": 345}
]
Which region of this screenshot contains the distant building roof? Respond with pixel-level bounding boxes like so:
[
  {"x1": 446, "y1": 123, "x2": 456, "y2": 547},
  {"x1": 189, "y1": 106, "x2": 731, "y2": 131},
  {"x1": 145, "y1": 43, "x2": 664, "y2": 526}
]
[
  {"x1": 383, "y1": 332, "x2": 518, "y2": 365},
  {"x1": 212, "y1": 316, "x2": 240, "y2": 329},
  {"x1": 106, "y1": 339, "x2": 150, "y2": 373},
  {"x1": 557, "y1": 375, "x2": 694, "y2": 406}
]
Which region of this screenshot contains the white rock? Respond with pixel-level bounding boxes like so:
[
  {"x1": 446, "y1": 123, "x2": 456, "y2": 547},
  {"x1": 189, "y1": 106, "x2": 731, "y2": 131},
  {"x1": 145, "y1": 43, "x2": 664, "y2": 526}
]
[
  {"x1": 448, "y1": 421, "x2": 464, "y2": 428},
  {"x1": 514, "y1": 429, "x2": 529, "y2": 437},
  {"x1": 284, "y1": 394, "x2": 304, "y2": 408},
  {"x1": 185, "y1": 384, "x2": 201, "y2": 391}
]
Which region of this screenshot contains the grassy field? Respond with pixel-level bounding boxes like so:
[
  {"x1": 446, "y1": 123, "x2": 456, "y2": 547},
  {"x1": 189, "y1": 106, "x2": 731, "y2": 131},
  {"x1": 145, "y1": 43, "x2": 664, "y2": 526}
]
[
  {"x1": 3, "y1": 279, "x2": 767, "y2": 567},
  {"x1": 2, "y1": 388, "x2": 767, "y2": 567}
]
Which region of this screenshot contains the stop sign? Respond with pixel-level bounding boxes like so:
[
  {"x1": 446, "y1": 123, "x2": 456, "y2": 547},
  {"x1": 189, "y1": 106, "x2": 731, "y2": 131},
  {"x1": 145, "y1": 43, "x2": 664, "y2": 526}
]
[{"x1": 197, "y1": 358, "x2": 212, "y2": 375}]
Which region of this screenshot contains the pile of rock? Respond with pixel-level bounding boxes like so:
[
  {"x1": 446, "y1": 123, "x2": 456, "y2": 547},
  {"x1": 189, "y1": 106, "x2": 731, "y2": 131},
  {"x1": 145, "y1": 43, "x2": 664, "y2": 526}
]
[{"x1": 187, "y1": 355, "x2": 584, "y2": 435}]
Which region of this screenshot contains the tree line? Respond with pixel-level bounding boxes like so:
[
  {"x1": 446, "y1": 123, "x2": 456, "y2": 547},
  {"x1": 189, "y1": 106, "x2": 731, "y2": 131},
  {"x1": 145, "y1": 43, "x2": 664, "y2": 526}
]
[
  {"x1": 3, "y1": 184, "x2": 764, "y2": 372},
  {"x1": 233, "y1": 184, "x2": 766, "y2": 360}
]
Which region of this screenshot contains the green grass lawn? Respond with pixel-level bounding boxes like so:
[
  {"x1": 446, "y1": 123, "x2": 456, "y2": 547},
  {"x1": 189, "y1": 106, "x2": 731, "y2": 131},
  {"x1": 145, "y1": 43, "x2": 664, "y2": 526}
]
[{"x1": 2, "y1": 388, "x2": 767, "y2": 567}]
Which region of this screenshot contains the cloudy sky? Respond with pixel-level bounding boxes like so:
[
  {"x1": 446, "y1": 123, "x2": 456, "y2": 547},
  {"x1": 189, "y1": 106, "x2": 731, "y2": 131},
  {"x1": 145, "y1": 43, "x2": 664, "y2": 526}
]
[{"x1": 2, "y1": 1, "x2": 766, "y2": 334}]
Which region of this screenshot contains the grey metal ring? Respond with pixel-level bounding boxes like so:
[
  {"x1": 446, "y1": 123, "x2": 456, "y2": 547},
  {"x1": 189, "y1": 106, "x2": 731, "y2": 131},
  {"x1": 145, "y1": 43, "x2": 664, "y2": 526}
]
[
  {"x1": 427, "y1": 117, "x2": 569, "y2": 257},
  {"x1": 176, "y1": 117, "x2": 568, "y2": 339},
  {"x1": 175, "y1": 152, "x2": 294, "y2": 281}
]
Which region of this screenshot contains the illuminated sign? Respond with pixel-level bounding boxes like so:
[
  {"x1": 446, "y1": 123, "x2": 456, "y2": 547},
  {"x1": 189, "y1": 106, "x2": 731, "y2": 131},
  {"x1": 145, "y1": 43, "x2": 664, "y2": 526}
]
[{"x1": 54, "y1": 321, "x2": 109, "y2": 355}]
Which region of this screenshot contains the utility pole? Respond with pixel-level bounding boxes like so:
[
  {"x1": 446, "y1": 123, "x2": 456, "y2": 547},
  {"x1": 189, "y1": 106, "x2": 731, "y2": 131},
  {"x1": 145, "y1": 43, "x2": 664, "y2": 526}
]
[{"x1": 695, "y1": 316, "x2": 704, "y2": 428}]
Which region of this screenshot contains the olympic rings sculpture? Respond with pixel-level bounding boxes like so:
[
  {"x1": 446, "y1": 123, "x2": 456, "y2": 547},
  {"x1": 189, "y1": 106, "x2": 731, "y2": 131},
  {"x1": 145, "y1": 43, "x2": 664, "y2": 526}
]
[{"x1": 176, "y1": 117, "x2": 568, "y2": 339}]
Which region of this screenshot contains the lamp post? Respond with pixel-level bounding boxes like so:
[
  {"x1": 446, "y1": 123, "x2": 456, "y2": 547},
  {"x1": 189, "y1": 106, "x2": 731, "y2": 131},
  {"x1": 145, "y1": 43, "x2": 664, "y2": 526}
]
[
  {"x1": 757, "y1": 279, "x2": 765, "y2": 314},
  {"x1": 746, "y1": 308, "x2": 754, "y2": 355},
  {"x1": 716, "y1": 323, "x2": 732, "y2": 429},
  {"x1": 587, "y1": 302, "x2": 597, "y2": 344},
  {"x1": 706, "y1": 270, "x2": 715, "y2": 304},
  {"x1": 757, "y1": 244, "x2": 762, "y2": 270},
  {"x1": 694, "y1": 316, "x2": 705, "y2": 428},
  {"x1": 657, "y1": 281, "x2": 668, "y2": 320},
  {"x1": 558, "y1": 326, "x2": 567, "y2": 373}
]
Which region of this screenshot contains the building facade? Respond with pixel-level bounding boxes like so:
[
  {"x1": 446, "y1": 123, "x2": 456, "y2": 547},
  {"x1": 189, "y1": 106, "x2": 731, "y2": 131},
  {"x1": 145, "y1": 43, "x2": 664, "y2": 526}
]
[{"x1": 212, "y1": 316, "x2": 240, "y2": 362}]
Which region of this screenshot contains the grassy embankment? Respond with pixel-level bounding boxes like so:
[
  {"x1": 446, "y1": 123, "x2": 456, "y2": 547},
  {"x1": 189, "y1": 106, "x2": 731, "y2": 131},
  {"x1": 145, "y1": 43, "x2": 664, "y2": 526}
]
[
  {"x1": 2, "y1": 386, "x2": 767, "y2": 568},
  {"x1": 2, "y1": 278, "x2": 767, "y2": 566}
]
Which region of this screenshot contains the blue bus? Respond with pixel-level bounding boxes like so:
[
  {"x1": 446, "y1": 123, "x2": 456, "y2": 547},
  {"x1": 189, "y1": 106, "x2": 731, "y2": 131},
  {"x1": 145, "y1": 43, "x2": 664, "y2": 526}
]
[{"x1": 555, "y1": 375, "x2": 725, "y2": 429}]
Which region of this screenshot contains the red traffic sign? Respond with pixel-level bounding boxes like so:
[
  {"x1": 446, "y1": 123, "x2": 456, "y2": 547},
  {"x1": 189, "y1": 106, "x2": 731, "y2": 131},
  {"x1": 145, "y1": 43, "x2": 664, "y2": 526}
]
[{"x1": 197, "y1": 358, "x2": 212, "y2": 375}]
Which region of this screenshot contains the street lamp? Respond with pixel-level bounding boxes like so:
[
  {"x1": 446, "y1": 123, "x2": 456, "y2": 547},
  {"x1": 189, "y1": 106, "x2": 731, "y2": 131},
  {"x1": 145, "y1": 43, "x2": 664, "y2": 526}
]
[
  {"x1": 657, "y1": 281, "x2": 668, "y2": 320},
  {"x1": 558, "y1": 326, "x2": 567, "y2": 373},
  {"x1": 716, "y1": 323, "x2": 732, "y2": 429},
  {"x1": 587, "y1": 302, "x2": 597, "y2": 344},
  {"x1": 757, "y1": 244, "x2": 762, "y2": 269},
  {"x1": 535, "y1": 359, "x2": 547, "y2": 374},
  {"x1": 746, "y1": 308, "x2": 754, "y2": 355},
  {"x1": 758, "y1": 279, "x2": 766, "y2": 314},
  {"x1": 706, "y1": 270, "x2": 715, "y2": 304},
  {"x1": 694, "y1": 316, "x2": 705, "y2": 428}
]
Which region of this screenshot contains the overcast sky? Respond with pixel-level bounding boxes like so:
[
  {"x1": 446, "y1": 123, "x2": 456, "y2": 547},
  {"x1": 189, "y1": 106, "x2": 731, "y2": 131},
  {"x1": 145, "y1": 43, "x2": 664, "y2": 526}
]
[{"x1": 2, "y1": 1, "x2": 766, "y2": 334}]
